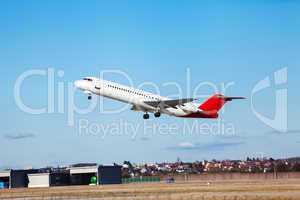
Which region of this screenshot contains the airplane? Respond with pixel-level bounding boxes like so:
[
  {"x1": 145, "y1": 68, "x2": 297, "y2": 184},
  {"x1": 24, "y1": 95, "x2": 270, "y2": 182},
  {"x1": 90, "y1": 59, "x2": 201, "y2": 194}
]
[{"x1": 74, "y1": 77, "x2": 245, "y2": 119}]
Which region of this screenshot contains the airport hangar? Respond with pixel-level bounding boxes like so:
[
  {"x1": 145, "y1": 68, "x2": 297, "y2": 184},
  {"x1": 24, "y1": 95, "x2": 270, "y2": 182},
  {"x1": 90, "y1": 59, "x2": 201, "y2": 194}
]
[{"x1": 0, "y1": 164, "x2": 122, "y2": 189}]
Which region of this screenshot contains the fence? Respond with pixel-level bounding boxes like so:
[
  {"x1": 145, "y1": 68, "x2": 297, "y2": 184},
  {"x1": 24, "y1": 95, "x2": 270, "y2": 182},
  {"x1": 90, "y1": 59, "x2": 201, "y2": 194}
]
[
  {"x1": 122, "y1": 176, "x2": 160, "y2": 183},
  {"x1": 168, "y1": 172, "x2": 300, "y2": 182}
]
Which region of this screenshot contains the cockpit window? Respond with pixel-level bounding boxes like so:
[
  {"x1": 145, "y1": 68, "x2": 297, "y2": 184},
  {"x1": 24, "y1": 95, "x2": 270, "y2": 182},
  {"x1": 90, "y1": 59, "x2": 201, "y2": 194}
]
[{"x1": 83, "y1": 78, "x2": 93, "y2": 81}]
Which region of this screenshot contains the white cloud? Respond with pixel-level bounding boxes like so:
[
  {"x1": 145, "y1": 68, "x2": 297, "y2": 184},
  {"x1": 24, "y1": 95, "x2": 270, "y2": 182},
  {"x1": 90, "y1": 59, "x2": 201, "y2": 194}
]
[
  {"x1": 177, "y1": 142, "x2": 195, "y2": 149},
  {"x1": 169, "y1": 141, "x2": 244, "y2": 151},
  {"x1": 4, "y1": 132, "x2": 36, "y2": 140}
]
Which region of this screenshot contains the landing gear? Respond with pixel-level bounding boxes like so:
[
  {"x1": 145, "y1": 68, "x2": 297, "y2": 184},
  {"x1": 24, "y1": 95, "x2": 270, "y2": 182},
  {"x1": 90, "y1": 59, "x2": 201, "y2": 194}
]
[
  {"x1": 154, "y1": 112, "x2": 161, "y2": 118},
  {"x1": 143, "y1": 113, "x2": 150, "y2": 119},
  {"x1": 88, "y1": 95, "x2": 92, "y2": 100}
]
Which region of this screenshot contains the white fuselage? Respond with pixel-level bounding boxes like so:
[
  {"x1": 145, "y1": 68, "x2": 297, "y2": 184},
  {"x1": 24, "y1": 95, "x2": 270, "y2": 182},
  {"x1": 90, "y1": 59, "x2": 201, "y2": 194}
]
[{"x1": 74, "y1": 77, "x2": 200, "y2": 117}]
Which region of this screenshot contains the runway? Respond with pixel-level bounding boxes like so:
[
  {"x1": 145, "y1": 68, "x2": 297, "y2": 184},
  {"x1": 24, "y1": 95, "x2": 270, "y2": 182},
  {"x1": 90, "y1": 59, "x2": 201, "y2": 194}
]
[{"x1": 1, "y1": 179, "x2": 300, "y2": 200}]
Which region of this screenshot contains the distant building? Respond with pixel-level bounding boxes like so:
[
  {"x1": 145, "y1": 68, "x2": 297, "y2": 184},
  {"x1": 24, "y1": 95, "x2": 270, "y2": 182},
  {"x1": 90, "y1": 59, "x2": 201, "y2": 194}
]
[
  {"x1": 68, "y1": 164, "x2": 98, "y2": 185},
  {"x1": 0, "y1": 164, "x2": 122, "y2": 189},
  {"x1": 0, "y1": 171, "x2": 10, "y2": 189},
  {"x1": 68, "y1": 164, "x2": 122, "y2": 185},
  {"x1": 98, "y1": 165, "x2": 122, "y2": 184}
]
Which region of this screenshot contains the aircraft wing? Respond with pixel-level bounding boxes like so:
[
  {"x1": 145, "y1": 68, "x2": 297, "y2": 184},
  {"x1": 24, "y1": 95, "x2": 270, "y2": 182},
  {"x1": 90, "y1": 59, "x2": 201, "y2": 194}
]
[{"x1": 144, "y1": 98, "x2": 195, "y2": 108}]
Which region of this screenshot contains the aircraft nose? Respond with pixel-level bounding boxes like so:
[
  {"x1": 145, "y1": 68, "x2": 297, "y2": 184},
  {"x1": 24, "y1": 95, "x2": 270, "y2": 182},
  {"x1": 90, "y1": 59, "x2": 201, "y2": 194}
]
[{"x1": 74, "y1": 80, "x2": 83, "y2": 89}]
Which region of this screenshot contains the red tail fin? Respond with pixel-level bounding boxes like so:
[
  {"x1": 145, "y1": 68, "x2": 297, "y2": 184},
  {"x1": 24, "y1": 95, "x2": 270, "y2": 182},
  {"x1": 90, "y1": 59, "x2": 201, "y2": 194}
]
[{"x1": 199, "y1": 94, "x2": 245, "y2": 113}]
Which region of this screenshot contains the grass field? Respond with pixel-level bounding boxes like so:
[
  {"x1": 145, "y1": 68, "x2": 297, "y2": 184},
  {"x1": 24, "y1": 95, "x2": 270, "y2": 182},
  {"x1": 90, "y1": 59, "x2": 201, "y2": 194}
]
[{"x1": 1, "y1": 179, "x2": 300, "y2": 200}]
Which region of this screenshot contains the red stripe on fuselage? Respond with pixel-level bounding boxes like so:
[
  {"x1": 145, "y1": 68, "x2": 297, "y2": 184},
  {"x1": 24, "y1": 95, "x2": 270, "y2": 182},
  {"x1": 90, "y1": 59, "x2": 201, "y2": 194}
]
[{"x1": 179, "y1": 112, "x2": 218, "y2": 118}]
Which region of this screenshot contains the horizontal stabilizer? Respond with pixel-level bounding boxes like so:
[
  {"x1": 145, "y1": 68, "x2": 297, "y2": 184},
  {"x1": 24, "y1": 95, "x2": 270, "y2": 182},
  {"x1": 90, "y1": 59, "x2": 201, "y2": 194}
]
[{"x1": 199, "y1": 94, "x2": 245, "y2": 113}]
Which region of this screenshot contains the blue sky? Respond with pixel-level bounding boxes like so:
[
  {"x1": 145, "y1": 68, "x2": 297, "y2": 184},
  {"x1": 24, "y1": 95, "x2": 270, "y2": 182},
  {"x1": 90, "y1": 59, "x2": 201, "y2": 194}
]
[{"x1": 1, "y1": 0, "x2": 300, "y2": 168}]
